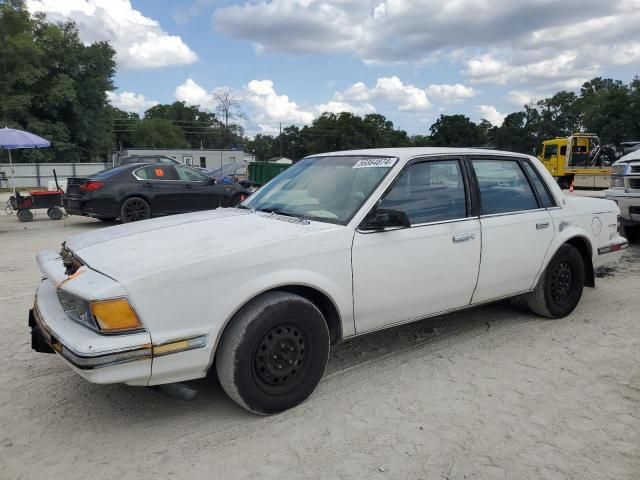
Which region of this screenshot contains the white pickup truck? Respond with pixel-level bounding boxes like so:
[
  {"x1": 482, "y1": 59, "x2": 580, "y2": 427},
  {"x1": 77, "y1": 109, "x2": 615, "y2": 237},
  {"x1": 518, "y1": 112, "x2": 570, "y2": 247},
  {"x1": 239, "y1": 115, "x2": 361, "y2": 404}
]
[
  {"x1": 606, "y1": 149, "x2": 640, "y2": 242},
  {"x1": 30, "y1": 148, "x2": 627, "y2": 414}
]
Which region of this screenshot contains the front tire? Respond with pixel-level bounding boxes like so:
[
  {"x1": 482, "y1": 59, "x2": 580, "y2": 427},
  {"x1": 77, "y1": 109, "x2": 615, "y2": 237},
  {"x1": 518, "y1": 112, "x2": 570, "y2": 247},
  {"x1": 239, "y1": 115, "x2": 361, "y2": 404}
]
[
  {"x1": 120, "y1": 197, "x2": 151, "y2": 223},
  {"x1": 216, "y1": 291, "x2": 330, "y2": 415},
  {"x1": 526, "y1": 244, "x2": 585, "y2": 318}
]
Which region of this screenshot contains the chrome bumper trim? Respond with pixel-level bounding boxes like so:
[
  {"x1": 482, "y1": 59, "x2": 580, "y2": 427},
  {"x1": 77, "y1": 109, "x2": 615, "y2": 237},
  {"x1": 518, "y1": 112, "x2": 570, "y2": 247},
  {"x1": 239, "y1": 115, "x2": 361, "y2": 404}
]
[{"x1": 31, "y1": 305, "x2": 151, "y2": 370}]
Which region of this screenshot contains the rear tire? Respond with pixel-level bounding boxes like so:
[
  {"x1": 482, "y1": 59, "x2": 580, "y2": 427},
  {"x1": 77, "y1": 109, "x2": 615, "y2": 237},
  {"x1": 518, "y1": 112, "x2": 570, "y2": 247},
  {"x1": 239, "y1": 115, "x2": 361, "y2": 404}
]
[
  {"x1": 526, "y1": 244, "x2": 585, "y2": 318},
  {"x1": 17, "y1": 209, "x2": 33, "y2": 222},
  {"x1": 120, "y1": 197, "x2": 151, "y2": 223},
  {"x1": 216, "y1": 291, "x2": 330, "y2": 415}
]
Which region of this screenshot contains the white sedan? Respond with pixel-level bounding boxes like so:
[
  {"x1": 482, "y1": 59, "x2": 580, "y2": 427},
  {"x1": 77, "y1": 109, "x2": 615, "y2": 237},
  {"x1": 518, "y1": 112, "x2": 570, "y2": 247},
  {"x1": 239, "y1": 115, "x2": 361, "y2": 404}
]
[{"x1": 30, "y1": 148, "x2": 627, "y2": 414}]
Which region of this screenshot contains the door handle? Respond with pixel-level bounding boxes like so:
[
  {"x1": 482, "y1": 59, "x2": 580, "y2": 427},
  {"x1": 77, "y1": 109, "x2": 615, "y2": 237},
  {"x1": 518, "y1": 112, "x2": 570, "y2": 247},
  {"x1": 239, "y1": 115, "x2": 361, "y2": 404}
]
[
  {"x1": 452, "y1": 233, "x2": 474, "y2": 243},
  {"x1": 536, "y1": 222, "x2": 550, "y2": 229},
  {"x1": 144, "y1": 182, "x2": 153, "y2": 188},
  {"x1": 184, "y1": 184, "x2": 192, "y2": 189}
]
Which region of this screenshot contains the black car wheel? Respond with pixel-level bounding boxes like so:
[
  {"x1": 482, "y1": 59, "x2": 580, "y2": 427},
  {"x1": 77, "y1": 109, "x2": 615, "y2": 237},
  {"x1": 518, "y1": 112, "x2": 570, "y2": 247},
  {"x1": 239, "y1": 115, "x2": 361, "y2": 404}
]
[
  {"x1": 216, "y1": 291, "x2": 330, "y2": 415},
  {"x1": 526, "y1": 244, "x2": 585, "y2": 318},
  {"x1": 120, "y1": 197, "x2": 151, "y2": 223}
]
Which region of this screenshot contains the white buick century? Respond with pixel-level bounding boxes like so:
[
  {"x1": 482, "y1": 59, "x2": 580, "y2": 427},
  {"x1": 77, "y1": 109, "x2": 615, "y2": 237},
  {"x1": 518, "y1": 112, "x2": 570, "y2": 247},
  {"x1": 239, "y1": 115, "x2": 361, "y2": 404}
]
[{"x1": 30, "y1": 148, "x2": 627, "y2": 414}]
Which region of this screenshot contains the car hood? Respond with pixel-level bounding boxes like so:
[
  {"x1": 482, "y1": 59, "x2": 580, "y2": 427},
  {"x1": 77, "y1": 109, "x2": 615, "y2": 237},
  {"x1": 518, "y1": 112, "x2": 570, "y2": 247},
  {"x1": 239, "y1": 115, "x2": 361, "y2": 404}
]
[{"x1": 66, "y1": 209, "x2": 340, "y2": 281}]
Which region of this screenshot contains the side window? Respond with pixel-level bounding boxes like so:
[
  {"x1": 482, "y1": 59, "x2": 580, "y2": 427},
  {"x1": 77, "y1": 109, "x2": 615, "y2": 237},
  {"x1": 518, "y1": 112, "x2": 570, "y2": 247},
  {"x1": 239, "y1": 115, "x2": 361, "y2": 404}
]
[
  {"x1": 543, "y1": 144, "x2": 558, "y2": 159},
  {"x1": 175, "y1": 165, "x2": 209, "y2": 182},
  {"x1": 472, "y1": 159, "x2": 539, "y2": 214},
  {"x1": 521, "y1": 161, "x2": 556, "y2": 208},
  {"x1": 378, "y1": 159, "x2": 467, "y2": 225},
  {"x1": 140, "y1": 165, "x2": 178, "y2": 181},
  {"x1": 560, "y1": 145, "x2": 567, "y2": 156}
]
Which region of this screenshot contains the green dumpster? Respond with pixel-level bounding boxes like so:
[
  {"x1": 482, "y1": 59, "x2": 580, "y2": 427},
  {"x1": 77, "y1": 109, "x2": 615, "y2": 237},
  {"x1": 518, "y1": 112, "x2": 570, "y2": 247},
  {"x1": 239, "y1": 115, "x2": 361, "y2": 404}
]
[{"x1": 248, "y1": 162, "x2": 291, "y2": 185}]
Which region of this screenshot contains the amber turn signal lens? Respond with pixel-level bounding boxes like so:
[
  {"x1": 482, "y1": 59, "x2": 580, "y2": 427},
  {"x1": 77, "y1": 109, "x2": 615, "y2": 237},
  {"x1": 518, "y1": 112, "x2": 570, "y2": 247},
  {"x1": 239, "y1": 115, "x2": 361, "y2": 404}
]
[{"x1": 90, "y1": 299, "x2": 142, "y2": 332}]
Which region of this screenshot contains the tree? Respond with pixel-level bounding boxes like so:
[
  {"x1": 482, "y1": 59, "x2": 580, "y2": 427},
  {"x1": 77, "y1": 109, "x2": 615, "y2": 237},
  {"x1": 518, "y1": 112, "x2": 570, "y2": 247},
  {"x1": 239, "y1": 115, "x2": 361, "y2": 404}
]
[
  {"x1": 428, "y1": 114, "x2": 487, "y2": 147},
  {"x1": 214, "y1": 87, "x2": 245, "y2": 127},
  {"x1": 132, "y1": 118, "x2": 187, "y2": 148},
  {"x1": 0, "y1": 0, "x2": 116, "y2": 162}
]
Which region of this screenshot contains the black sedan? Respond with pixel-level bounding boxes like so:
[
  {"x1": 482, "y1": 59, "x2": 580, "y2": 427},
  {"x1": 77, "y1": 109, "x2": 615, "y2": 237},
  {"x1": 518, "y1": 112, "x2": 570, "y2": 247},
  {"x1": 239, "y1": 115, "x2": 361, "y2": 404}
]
[{"x1": 63, "y1": 163, "x2": 251, "y2": 223}]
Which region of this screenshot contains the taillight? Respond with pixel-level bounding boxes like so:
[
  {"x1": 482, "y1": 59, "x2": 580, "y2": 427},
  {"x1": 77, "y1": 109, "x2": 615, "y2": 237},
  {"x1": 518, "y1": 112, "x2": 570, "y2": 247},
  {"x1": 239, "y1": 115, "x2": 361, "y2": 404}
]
[{"x1": 80, "y1": 181, "x2": 105, "y2": 192}]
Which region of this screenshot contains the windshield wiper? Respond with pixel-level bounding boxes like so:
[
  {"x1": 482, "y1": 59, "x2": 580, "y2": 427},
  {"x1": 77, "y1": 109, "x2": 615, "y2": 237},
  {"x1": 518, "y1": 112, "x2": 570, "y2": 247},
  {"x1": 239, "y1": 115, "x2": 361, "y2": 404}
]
[
  {"x1": 259, "y1": 208, "x2": 310, "y2": 223},
  {"x1": 235, "y1": 204, "x2": 251, "y2": 210}
]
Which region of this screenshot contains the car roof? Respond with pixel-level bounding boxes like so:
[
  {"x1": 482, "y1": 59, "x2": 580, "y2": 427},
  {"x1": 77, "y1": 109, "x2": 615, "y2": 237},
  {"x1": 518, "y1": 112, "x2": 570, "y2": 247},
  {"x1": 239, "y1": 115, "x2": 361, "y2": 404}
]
[{"x1": 306, "y1": 147, "x2": 532, "y2": 161}]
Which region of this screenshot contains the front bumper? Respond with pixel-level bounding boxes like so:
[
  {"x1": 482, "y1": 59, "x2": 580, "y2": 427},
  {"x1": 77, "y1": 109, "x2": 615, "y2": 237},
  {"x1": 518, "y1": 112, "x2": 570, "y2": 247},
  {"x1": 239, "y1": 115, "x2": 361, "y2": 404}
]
[
  {"x1": 31, "y1": 279, "x2": 152, "y2": 385},
  {"x1": 605, "y1": 191, "x2": 640, "y2": 225}
]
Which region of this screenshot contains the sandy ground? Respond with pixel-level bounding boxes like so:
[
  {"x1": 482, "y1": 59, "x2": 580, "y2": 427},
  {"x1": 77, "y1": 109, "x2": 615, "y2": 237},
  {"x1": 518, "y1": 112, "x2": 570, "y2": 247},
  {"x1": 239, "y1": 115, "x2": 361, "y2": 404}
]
[{"x1": 0, "y1": 192, "x2": 639, "y2": 480}]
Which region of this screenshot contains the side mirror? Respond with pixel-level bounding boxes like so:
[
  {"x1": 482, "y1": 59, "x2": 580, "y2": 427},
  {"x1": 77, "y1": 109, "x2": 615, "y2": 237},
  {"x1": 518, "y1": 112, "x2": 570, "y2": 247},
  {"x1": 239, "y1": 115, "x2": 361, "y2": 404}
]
[
  {"x1": 361, "y1": 208, "x2": 411, "y2": 231},
  {"x1": 207, "y1": 177, "x2": 217, "y2": 185},
  {"x1": 239, "y1": 179, "x2": 251, "y2": 188}
]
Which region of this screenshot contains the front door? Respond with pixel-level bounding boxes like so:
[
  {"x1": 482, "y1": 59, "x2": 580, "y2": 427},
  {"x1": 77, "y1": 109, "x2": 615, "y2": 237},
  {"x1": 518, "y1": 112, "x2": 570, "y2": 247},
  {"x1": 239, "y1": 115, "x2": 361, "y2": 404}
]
[
  {"x1": 470, "y1": 157, "x2": 555, "y2": 303},
  {"x1": 352, "y1": 157, "x2": 481, "y2": 333},
  {"x1": 174, "y1": 165, "x2": 222, "y2": 211}
]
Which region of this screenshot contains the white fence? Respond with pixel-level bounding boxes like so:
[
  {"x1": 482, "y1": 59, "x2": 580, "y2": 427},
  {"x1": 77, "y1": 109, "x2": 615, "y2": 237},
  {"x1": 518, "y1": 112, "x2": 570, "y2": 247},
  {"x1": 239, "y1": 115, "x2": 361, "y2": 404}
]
[{"x1": 0, "y1": 162, "x2": 109, "y2": 189}]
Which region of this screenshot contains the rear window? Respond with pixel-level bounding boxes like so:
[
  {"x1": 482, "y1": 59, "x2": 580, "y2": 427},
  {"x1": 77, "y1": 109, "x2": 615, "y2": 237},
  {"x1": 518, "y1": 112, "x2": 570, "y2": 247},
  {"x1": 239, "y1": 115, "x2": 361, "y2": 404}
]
[
  {"x1": 92, "y1": 166, "x2": 130, "y2": 179},
  {"x1": 521, "y1": 161, "x2": 556, "y2": 208}
]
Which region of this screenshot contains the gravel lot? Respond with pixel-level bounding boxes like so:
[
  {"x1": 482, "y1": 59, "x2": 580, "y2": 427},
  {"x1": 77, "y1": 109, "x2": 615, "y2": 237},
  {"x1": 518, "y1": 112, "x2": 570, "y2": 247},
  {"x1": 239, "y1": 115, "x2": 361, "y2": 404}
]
[{"x1": 1, "y1": 192, "x2": 639, "y2": 480}]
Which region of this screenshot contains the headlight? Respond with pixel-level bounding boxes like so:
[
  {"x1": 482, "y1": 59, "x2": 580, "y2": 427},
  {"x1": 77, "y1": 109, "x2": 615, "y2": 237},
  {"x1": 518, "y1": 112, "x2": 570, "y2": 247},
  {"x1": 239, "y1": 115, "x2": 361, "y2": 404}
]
[
  {"x1": 611, "y1": 164, "x2": 628, "y2": 176},
  {"x1": 57, "y1": 291, "x2": 143, "y2": 333},
  {"x1": 611, "y1": 176, "x2": 625, "y2": 188}
]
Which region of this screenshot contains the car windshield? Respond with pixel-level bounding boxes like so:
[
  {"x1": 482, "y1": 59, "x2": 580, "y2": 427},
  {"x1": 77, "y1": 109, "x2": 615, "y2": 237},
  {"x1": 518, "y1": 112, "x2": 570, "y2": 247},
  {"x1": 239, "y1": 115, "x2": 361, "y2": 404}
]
[{"x1": 243, "y1": 155, "x2": 397, "y2": 225}]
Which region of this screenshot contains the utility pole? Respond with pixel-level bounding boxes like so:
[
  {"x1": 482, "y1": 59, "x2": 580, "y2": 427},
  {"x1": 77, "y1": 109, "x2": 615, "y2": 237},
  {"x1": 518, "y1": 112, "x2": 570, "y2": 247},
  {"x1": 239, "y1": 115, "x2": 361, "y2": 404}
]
[{"x1": 279, "y1": 122, "x2": 283, "y2": 159}]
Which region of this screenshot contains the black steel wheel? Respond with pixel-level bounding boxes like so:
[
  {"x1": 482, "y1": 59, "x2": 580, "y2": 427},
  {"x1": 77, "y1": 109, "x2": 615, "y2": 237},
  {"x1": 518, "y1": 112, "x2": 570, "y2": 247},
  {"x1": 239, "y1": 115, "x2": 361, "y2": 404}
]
[
  {"x1": 120, "y1": 197, "x2": 151, "y2": 223},
  {"x1": 216, "y1": 291, "x2": 330, "y2": 414},
  {"x1": 253, "y1": 323, "x2": 308, "y2": 394},
  {"x1": 17, "y1": 209, "x2": 33, "y2": 222},
  {"x1": 526, "y1": 244, "x2": 585, "y2": 318}
]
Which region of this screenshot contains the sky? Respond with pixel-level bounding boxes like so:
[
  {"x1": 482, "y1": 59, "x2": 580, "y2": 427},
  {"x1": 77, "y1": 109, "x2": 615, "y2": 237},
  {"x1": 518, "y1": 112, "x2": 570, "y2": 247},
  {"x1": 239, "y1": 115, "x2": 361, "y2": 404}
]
[{"x1": 26, "y1": 0, "x2": 640, "y2": 136}]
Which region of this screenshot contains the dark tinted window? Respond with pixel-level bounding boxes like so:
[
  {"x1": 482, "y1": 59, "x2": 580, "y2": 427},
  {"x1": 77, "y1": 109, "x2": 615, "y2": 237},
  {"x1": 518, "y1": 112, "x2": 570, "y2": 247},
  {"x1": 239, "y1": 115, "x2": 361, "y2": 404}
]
[
  {"x1": 92, "y1": 166, "x2": 131, "y2": 179},
  {"x1": 560, "y1": 145, "x2": 567, "y2": 156},
  {"x1": 472, "y1": 159, "x2": 538, "y2": 214},
  {"x1": 135, "y1": 165, "x2": 178, "y2": 180},
  {"x1": 122, "y1": 156, "x2": 178, "y2": 165},
  {"x1": 379, "y1": 159, "x2": 467, "y2": 225},
  {"x1": 521, "y1": 161, "x2": 555, "y2": 208},
  {"x1": 543, "y1": 144, "x2": 557, "y2": 159},
  {"x1": 175, "y1": 165, "x2": 209, "y2": 182}
]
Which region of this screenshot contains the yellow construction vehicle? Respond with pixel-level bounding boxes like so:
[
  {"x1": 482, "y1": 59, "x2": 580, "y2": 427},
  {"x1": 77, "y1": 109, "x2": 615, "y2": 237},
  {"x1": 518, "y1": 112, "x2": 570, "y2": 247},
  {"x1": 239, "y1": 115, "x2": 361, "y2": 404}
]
[{"x1": 537, "y1": 133, "x2": 614, "y2": 189}]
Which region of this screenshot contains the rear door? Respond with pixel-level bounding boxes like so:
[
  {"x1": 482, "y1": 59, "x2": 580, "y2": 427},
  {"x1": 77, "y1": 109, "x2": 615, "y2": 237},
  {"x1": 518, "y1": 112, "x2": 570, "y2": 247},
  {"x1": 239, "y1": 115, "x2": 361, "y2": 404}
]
[{"x1": 469, "y1": 156, "x2": 556, "y2": 303}]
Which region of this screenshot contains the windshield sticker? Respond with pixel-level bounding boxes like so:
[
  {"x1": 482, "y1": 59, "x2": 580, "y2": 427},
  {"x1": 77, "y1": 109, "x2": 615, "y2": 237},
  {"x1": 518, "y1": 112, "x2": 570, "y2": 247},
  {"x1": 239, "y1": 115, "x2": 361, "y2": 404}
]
[{"x1": 352, "y1": 158, "x2": 397, "y2": 169}]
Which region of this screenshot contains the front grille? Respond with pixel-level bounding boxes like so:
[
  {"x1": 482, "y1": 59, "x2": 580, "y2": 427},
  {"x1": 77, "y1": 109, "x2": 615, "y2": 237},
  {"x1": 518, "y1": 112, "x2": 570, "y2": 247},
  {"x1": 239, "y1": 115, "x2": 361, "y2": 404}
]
[
  {"x1": 628, "y1": 178, "x2": 640, "y2": 190},
  {"x1": 60, "y1": 243, "x2": 83, "y2": 275},
  {"x1": 631, "y1": 165, "x2": 640, "y2": 174}
]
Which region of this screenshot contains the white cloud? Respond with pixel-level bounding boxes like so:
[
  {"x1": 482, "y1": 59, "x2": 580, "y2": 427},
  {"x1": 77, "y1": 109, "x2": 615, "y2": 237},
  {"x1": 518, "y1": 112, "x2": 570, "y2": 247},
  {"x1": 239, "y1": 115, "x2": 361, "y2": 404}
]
[
  {"x1": 315, "y1": 100, "x2": 376, "y2": 116},
  {"x1": 175, "y1": 78, "x2": 215, "y2": 108},
  {"x1": 507, "y1": 90, "x2": 544, "y2": 107},
  {"x1": 27, "y1": 0, "x2": 198, "y2": 69},
  {"x1": 212, "y1": 0, "x2": 640, "y2": 91},
  {"x1": 476, "y1": 105, "x2": 506, "y2": 126},
  {"x1": 106, "y1": 91, "x2": 158, "y2": 114},
  {"x1": 425, "y1": 84, "x2": 476, "y2": 103},
  {"x1": 245, "y1": 80, "x2": 314, "y2": 125},
  {"x1": 335, "y1": 76, "x2": 431, "y2": 112}
]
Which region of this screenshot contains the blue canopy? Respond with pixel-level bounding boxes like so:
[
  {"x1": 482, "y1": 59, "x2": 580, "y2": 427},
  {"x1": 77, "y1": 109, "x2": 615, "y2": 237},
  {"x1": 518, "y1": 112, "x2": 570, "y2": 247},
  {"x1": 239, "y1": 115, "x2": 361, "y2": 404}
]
[
  {"x1": 0, "y1": 127, "x2": 51, "y2": 194},
  {"x1": 0, "y1": 127, "x2": 51, "y2": 149}
]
